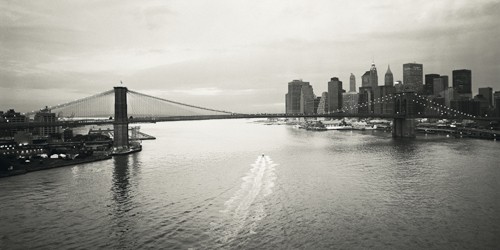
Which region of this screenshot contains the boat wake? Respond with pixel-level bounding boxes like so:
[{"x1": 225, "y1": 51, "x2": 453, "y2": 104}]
[{"x1": 210, "y1": 155, "x2": 277, "y2": 245}]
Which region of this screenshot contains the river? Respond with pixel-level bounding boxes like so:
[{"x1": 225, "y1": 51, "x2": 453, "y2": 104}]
[{"x1": 1, "y1": 119, "x2": 499, "y2": 249}]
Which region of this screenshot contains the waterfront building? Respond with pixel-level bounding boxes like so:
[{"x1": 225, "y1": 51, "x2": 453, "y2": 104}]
[
  {"x1": 34, "y1": 107, "x2": 58, "y2": 136},
  {"x1": 479, "y1": 87, "x2": 493, "y2": 107},
  {"x1": 0, "y1": 109, "x2": 28, "y2": 138},
  {"x1": 328, "y1": 77, "x2": 343, "y2": 112},
  {"x1": 425, "y1": 74, "x2": 440, "y2": 95},
  {"x1": 317, "y1": 92, "x2": 329, "y2": 114},
  {"x1": 62, "y1": 129, "x2": 73, "y2": 142},
  {"x1": 403, "y1": 63, "x2": 423, "y2": 92},
  {"x1": 453, "y1": 69, "x2": 472, "y2": 99},
  {"x1": 384, "y1": 65, "x2": 393, "y2": 86},
  {"x1": 286, "y1": 80, "x2": 315, "y2": 114},
  {"x1": 349, "y1": 73, "x2": 356, "y2": 92},
  {"x1": 342, "y1": 92, "x2": 358, "y2": 114}
]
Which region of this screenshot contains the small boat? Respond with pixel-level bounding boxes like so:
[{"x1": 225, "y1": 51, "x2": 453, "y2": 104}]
[
  {"x1": 111, "y1": 142, "x2": 142, "y2": 156},
  {"x1": 324, "y1": 124, "x2": 352, "y2": 130}
]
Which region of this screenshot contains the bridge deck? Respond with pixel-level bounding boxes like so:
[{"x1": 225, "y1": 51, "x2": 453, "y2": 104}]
[{"x1": 1, "y1": 114, "x2": 499, "y2": 129}]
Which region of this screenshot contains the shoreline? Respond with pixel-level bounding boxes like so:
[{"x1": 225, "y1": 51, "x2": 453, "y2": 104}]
[{"x1": 0, "y1": 155, "x2": 112, "y2": 178}]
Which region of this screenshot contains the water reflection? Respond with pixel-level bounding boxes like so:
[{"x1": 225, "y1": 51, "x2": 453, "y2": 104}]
[
  {"x1": 110, "y1": 155, "x2": 139, "y2": 248},
  {"x1": 112, "y1": 156, "x2": 131, "y2": 202},
  {"x1": 390, "y1": 138, "x2": 418, "y2": 159}
]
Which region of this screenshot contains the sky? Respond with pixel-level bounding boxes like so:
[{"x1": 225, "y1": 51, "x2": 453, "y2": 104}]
[{"x1": 1, "y1": 0, "x2": 499, "y2": 113}]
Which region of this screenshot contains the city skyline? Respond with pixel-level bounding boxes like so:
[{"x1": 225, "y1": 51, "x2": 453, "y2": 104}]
[{"x1": 1, "y1": 0, "x2": 500, "y2": 113}]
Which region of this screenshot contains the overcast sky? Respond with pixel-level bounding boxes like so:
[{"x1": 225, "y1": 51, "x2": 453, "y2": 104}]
[{"x1": 1, "y1": 0, "x2": 499, "y2": 113}]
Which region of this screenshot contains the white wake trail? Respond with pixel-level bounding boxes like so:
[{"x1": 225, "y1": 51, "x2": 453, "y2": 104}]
[{"x1": 213, "y1": 155, "x2": 278, "y2": 244}]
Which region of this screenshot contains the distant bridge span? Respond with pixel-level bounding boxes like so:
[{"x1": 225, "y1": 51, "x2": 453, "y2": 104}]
[
  {"x1": 2, "y1": 113, "x2": 499, "y2": 130},
  {"x1": 3, "y1": 87, "x2": 500, "y2": 144}
]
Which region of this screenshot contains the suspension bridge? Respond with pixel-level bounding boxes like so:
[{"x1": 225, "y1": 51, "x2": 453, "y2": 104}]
[{"x1": 1, "y1": 86, "x2": 499, "y2": 149}]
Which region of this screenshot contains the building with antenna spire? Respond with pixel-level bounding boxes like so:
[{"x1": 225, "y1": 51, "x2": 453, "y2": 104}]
[
  {"x1": 349, "y1": 73, "x2": 356, "y2": 92},
  {"x1": 369, "y1": 62, "x2": 378, "y2": 89},
  {"x1": 385, "y1": 65, "x2": 393, "y2": 86}
]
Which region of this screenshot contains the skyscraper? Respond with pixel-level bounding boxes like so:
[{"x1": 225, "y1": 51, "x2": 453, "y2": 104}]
[
  {"x1": 342, "y1": 92, "x2": 358, "y2": 114},
  {"x1": 403, "y1": 63, "x2": 423, "y2": 92},
  {"x1": 453, "y1": 69, "x2": 472, "y2": 98},
  {"x1": 433, "y1": 78, "x2": 447, "y2": 97},
  {"x1": 374, "y1": 85, "x2": 396, "y2": 115},
  {"x1": 349, "y1": 73, "x2": 356, "y2": 92},
  {"x1": 369, "y1": 63, "x2": 378, "y2": 89},
  {"x1": 361, "y1": 71, "x2": 370, "y2": 87},
  {"x1": 300, "y1": 84, "x2": 315, "y2": 114},
  {"x1": 424, "y1": 74, "x2": 440, "y2": 95},
  {"x1": 328, "y1": 77, "x2": 343, "y2": 112},
  {"x1": 286, "y1": 80, "x2": 315, "y2": 114},
  {"x1": 478, "y1": 87, "x2": 492, "y2": 107},
  {"x1": 357, "y1": 87, "x2": 371, "y2": 114},
  {"x1": 384, "y1": 65, "x2": 393, "y2": 86},
  {"x1": 317, "y1": 92, "x2": 329, "y2": 114}
]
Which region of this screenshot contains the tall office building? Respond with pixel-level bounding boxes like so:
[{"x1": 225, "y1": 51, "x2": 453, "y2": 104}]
[
  {"x1": 453, "y1": 69, "x2": 472, "y2": 98},
  {"x1": 369, "y1": 63, "x2": 378, "y2": 89},
  {"x1": 328, "y1": 77, "x2": 343, "y2": 112},
  {"x1": 478, "y1": 87, "x2": 493, "y2": 107},
  {"x1": 342, "y1": 92, "x2": 358, "y2": 114},
  {"x1": 473, "y1": 94, "x2": 490, "y2": 116},
  {"x1": 317, "y1": 92, "x2": 329, "y2": 114},
  {"x1": 403, "y1": 63, "x2": 423, "y2": 92},
  {"x1": 441, "y1": 76, "x2": 449, "y2": 88},
  {"x1": 374, "y1": 85, "x2": 396, "y2": 115},
  {"x1": 349, "y1": 73, "x2": 356, "y2": 92},
  {"x1": 441, "y1": 87, "x2": 459, "y2": 107},
  {"x1": 361, "y1": 71, "x2": 370, "y2": 87},
  {"x1": 425, "y1": 74, "x2": 440, "y2": 95},
  {"x1": 433, "y1": 78, "x2": 447, "y2": 97},
  {"x1": 384, "y1": 65, "x2": 393, "y2": 86},
  {"x1": 358, "y1": 87, "x2": 372, "y2": 114},
  {"x1": 300, "y1": 84, "x2": 315, "y2": 114},
  {"x1": 286, "y1": 80, "x2": 315, "y2": 114}
]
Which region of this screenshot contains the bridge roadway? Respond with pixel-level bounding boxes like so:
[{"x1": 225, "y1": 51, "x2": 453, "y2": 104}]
[{"x1": 1, "y1": 113, "x2": 499, "y2": 129}]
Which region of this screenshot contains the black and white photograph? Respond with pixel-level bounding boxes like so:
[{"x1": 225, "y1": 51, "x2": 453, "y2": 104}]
[{"x1": 1, "y1": 0, "x2": 500, "y2": 249}]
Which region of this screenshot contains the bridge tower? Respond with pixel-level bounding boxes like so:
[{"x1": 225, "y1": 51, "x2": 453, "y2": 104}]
[
  {"x1": 393, "y1": 92, "x2": 417, "y2": 138},
  {"x1": 114, "y1": 86, "x2": 129, "y2": 148}
]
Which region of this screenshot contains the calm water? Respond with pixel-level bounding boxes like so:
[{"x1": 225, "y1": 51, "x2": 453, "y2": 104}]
[{"x1": 1, "y1": 119, "x2": 499, "y2": 249}]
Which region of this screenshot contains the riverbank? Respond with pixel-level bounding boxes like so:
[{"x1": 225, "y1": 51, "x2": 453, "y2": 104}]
[{"x1": 0, "y1": 155, "x2": 112, "y2": 178}]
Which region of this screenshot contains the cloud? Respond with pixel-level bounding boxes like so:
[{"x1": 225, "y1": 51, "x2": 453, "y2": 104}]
[{"x1": 1, "y1": 0, "x2": 500, "y2": 113}]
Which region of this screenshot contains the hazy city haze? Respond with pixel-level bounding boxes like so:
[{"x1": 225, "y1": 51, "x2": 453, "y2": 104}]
[{"x1": 1, "y1": 0, "x2": 499, "y2": 113}]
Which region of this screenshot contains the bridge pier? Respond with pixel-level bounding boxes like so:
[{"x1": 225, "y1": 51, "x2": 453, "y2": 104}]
[
  {"x1": 392, "y1": 118, "x2": 416, "y2": 138},
  {"x1": 392, "y1": 92, "x2": 417, "y2": 138},
  {"x1": 114, "y1": 86, "x2": 129, "y2": 149}
]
